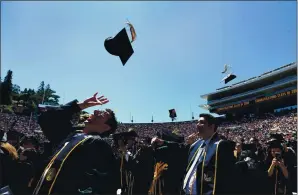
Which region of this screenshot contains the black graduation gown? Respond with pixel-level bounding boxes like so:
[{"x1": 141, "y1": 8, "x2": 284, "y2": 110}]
[
  {"x1": 164, "y1": 133, "x2": 236, "y2": 195},
  {"x1": 34, "y1": 100, "x2": 120, "y2": 194},
  {"x1": 153, "y1": 144, "x2": 189, "y2": 195}
]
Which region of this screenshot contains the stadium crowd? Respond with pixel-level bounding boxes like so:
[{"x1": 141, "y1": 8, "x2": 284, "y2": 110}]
[
  {"x1": 1, "y1": 111, "x2": 296, "y2": 146},
  {"x1": 0, "y1": 98, "x2": 297, "y2": 195}
]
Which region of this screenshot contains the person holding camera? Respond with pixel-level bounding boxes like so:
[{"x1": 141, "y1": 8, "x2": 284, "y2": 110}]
[{"x1": 266, "y1": 139, "x2": 291, "y2": 195}]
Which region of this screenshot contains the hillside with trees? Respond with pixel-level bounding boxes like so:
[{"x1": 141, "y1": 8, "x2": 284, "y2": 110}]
[{"x1": 0, "y1": 70, "x2": 61, "y2": 115}]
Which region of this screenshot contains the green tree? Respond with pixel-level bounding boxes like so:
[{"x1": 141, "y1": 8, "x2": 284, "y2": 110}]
[
  {"x1": 43, "y1": 84, "x2": 60, "y2": 105},
  {"x1": 19, "y1": 88, "x2": 37, "y2": 107},
  {"x1": 1, "y1": 70, "x2": 13, "y2": 105},
  {"x1": 12, "y1": 84, "x2": 21, "y2": 94},
  {"x1": 36, "y1": 81, "x2": 45, "y2": 104},
  {"x1": 12, "y1": 84, "x2": 21, "y2": 102}
]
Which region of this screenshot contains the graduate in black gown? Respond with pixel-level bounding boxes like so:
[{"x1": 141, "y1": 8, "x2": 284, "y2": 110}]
[
  {"x1": 32, "y1": 92, "x2": 120, "y2": 195},
  {"x1": 152, "y1": 114, "x2": 236, "y2": 195}
]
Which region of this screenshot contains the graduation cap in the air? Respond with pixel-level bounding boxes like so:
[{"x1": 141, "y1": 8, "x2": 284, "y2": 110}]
[
  {"x1": 169, "y1": 109, "x2": 177, "y2": 118},
  {"x1": 221, "y1": 74, "x2": 237, "y2": 84},
  {"x1": 104, "y1": 21, "x2": 136, "y2": 65}
]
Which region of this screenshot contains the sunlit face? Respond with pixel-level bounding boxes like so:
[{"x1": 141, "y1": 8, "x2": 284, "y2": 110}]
[
  {"x1": 271, "y1": 147, "x2": 282, "y2": 157},
  {"x1": 86, "y1": 110, "x2": 111, "y2": 125},
  {"x1": 235, "y1": 143, "x2": 242, "y2": 152},
  {"x1": 86, "y1": 109, "x2": 111, "y2": 127},
  {"x1": 196, "y1": 117, "x2": 214, "y2": 135}
]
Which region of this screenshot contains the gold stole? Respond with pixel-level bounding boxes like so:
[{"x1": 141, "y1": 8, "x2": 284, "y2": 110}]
[
  {"x1": 149, "y1": 162, "x2": 168, "y2": 195},
  {"x1": 199, "y1": 140, "x2": 222, "y2": 195},
  {"x1": 33, "y1": 134, "x2": 91, "y2": 195},
  {"x1": 233, "y1": 150, "x2": 237, "y2": 158},
  {"x1": 120, "y1": 152, "x2": 135, "y2": 195},
  {"x1": 184, "y1": 134, "x2": 221, "y2": 195}
]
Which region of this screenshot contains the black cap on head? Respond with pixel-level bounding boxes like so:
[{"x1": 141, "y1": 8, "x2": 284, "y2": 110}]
[
  {"x1": 21, "y1": 136, "x2": 39, "y2": 147},
  {"x1": 7, "y1": 131, "x2": 23, "y2": 141},
  {"x1": 269, "y1": 133, "x2": 284, "y2": 142},
  {"x1": 104, "y1": 28, "x2": 134, "y2": 66},
  {"x1": 267, "y1": 139, "x2": 283, "y2": 149},
  {"x1": 158, "y1": 129, "x2": 184, "y2": 143},
  {"x1": 113, "y1": 129, "x2": 138, "y2": 140}
]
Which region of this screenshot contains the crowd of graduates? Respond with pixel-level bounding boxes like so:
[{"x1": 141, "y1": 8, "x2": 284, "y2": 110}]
[{"x1": 0, "y1": 93, "x2": 297, "y2": 195}]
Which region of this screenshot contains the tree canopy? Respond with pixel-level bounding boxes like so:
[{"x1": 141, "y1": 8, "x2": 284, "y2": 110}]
[{"x1": 0, "y1": 70, "x2": 61, "y2": 114}]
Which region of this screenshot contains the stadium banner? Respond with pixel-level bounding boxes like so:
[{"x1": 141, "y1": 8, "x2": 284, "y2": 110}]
[
  {"x1": 216, "y1": 101, "x2": 250, "y2": 112},
  {"x1": 255, "y1": 88, "x2": 297, "y2": 103}
]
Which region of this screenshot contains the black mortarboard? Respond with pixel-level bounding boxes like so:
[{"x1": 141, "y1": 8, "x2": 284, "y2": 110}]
[
  {"x1": 113, "y1": 128, "x2": 138, "y2": 140},
  {"x1": 269, "y1": 133, "x2": 284, "y2": 142},
  {"x1": 169, "y1": 109, "x2": 177, "y2": 118},
  {"x1": 267, "y1": 139, "x2": 283, "y2": 149},
  {"x1": 21, "y1": 136, "x2": 39, "y2": 146},
  {"x1": 222, "y1": 74, "x2": 237, "y2": 84},
  {"x1": 7, "y1": 131, "x2": 23, "y2": 141},
  {"x1": 266, "y1": 133, "x2": 285, "y2": 149},
  {"x1": 158, "y1": 129, "x2": 184, "y2": 143},
  {"x1": 104, "y1": 28, "x2": 134, "y2": 65}
]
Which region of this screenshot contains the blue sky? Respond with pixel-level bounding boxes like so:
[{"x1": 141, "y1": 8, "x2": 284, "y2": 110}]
[{"x1": 1, "y1": 1, "x2": 296, "y2": 123}]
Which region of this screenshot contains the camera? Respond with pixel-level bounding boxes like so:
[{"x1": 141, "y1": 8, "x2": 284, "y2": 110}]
[{"x1": 275, "y1": 152, "x2": 282, "y2": 161}]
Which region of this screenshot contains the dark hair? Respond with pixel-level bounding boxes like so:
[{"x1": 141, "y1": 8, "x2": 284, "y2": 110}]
[
  {"x1": 105, "y1": 109, "x2": 118, "y2": 134},
  {"x1": 199, "y1": 113, "x2": 218, "y2": 131}
]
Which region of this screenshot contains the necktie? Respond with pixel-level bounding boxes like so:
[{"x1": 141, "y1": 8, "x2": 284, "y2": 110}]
[{"x1": 183, "y1": 142, "x2": 206, "y2": 190}]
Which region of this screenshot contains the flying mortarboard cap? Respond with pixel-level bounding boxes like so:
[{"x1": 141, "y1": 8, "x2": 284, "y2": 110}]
[
  {"x1": 104, "y1": 28, "x2": 134, "y2": 66},
  {"x1": 221, "y1": 74, "x2": 237, "y2": 84},
  {"x1": 169, "y1": 109, "x2": 177, "y2": 118}
]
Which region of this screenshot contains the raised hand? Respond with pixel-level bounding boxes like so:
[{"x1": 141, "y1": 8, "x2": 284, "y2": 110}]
[
  {"x1": 151, "y1": 137, "x2": 164, "y2": 146},
  {"x1": 186, "y1": 132, "x2": 198, "y2": 145},
  {"x1": 79, "y1": 92, "x2": 109, "y2": 110}
]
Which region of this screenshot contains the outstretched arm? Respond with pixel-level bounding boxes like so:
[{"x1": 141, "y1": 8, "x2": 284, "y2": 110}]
[{"x1": 38, "y1": 92, "x2": 109, "y2": 146}]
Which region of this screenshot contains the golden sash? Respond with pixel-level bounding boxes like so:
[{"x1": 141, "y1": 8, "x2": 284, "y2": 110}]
[{"x1": 33, "y1": 133, "x2": 91, "y2": 195}]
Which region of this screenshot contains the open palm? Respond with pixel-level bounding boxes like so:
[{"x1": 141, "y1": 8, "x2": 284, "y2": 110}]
[{"x1": 83, "y1": 92, "x2": 109, "y2": 107}]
